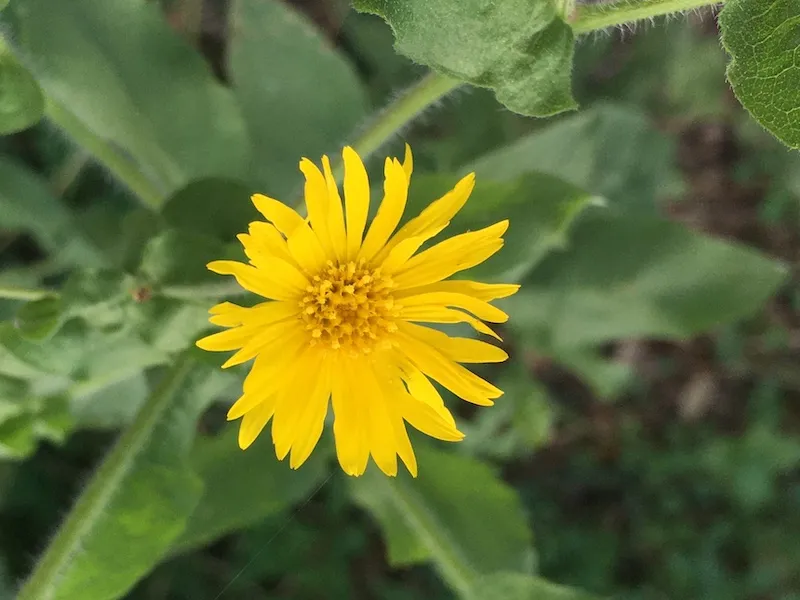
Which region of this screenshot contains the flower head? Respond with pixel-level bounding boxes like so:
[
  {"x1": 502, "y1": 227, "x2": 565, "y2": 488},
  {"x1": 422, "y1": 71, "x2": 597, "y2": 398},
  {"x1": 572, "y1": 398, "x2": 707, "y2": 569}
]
[{"x1": 197, "y1": 145, "x2": 518, "y2": 477}]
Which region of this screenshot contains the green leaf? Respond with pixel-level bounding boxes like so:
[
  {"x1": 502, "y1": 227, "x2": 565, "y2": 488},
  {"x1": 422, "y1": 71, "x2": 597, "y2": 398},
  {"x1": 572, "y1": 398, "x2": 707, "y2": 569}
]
[
  {"x1": 504, "y1": 210, "x2": 787, "y2": 350},
  {"x1": 61, "y1": 269, "x2": 135, "y2": 331},
  {"x1": 0, "y1": 0, "x2": 8, "y2": 11},
  {"x1": 69, "y1": 373, "x2": 148, "y2": 429},
  {"x1": 0, "y1": 41, "x2": 44, "y2": 134},
  {"x1": 0, "y1": 413, "x2": 37, "y2": 460},
  {"x1": 229, "y1": 0, "x2": 368, "y2": 196},
  {"x1": 138, "y1": 229, "x2": 227, "y2": 287},
  {"x1": 354, "y1": 0, "x2": 576, "y2": 117},
  {"x1": 408, "y1": 173, "x2": 598, "y2": 281},
  {"x1": 12, "y1": 0, "x2": 250, "y2": 192},
  {"x1": 351, "y1": 443, "x2": 535, "y2": 595},
  {"x1": 18, "y1": 361, "x2": 231, "y2": 600},
  {"x1": 460, "y1": 366, "x2": 554, "y2": 459},
  {"x1": 14, "y1": 296, "x2": 64, "y2": 341},
  {"x1": 0, "y1": 157, "x2": 103, "y2": 267},
  {"x1": 468, "y1": 572, "x2": 599, "y2": 600},
  {"x1": 162, "y1": 178, "x2": 259, "y2": 241},
  {"x1": 174, "y1": 427, "x2": 330, "y2": 554},
  {"x1": 131, "y1": 298, "x2": 210, "y2": 355},
  {"x1": 469, "y1": 105, "x2": 680, "y2": 212},
  {"x1": 720, "y1": 0, "x2": 800, "y2": 148}
]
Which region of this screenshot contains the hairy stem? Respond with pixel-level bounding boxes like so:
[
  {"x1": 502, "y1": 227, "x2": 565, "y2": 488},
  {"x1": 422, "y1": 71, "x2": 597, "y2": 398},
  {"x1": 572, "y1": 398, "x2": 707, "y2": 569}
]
[
  {"x1": 350, "y1": 71, "x2": 461, "y2": 162},
  {"x1": 0, "y1": 286, "x2": 54, "y2": 301},
  {"x1": 571, "y1": 0, "x2": 725, "y2": 34},
  {"x1": 16, "y1": 355, "x2": 195, "y2": 600}
]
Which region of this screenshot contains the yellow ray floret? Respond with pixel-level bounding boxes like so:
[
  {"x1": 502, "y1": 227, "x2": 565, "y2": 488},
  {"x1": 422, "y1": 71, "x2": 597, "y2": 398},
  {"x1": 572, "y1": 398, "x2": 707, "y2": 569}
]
[{"x1": 197, "y1": 144, "x2": 518, "y2": 477}]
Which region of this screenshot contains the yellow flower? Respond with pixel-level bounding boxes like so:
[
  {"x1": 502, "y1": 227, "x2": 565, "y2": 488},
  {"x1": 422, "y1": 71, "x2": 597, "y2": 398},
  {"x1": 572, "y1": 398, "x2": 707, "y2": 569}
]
[{"x1": 197, "y1": 145, "x2": 518, "y2": 477}]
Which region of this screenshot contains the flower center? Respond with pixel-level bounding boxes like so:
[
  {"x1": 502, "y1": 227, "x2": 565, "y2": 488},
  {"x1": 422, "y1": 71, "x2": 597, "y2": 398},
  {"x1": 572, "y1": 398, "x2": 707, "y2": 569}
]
[{"x1": 299, "y1": 260, "x2": 399, "y2": 353}]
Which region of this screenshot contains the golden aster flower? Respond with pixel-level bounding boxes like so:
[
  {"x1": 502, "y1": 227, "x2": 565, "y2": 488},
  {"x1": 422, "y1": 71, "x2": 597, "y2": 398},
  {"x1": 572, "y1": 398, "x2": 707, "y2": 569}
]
[{"x1": 197, "y1": 145, "x2": 518, "y2": 477}]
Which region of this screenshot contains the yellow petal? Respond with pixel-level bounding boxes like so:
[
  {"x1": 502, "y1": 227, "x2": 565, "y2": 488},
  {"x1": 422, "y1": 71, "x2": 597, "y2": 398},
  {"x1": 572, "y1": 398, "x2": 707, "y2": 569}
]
[
  {"x1": 399, "y1": 305, "x2": 500, "y2": 340},
  {"x1": 401, "y1": 394, "x2": 464, "y2": 442},
  {"x1": 286, "y1": 221, "x2": 327, "y2": 276},
  {"x1": 289, "y1": 357, "x2": 332, "y2": 469},
  {"x1": 398, "y1": 291, "x2": 508, "y2": 323},
  {"x1": 299, "y1": 158, "x2": 335, "y2": 256},
  {"x1": 221, "y1": 318, "x2": 305, "y2": 369},
  {"x1": 400, "y1": 322, "x2": 508, "y2": 364},
  {"x1": 272, "y1": 348, "x2": 323, "y2": 460},
  {"x1": 247, "y1": 221, "x2": 295, "y2": 264},
  {"x1": 251, "y1": 194, "x2": 304, "y2": 236},
  {"x1": 399, "y1": 363, "x2": 456, "y2": 427},
  {"x1": 359, "y1": 158, "x2": 408, "y2": 262},
  {"x1": 402, "y1": 143, "x2": 413, "y2": 180},
  {"x1": 322, "y1": 155, "x2": 347, "y2": 261},
  {"x1": 395, "y1": 329, "x2": 502, "y2": 406},
  {"x1": 376, "y1": 173, "x2": 475, "y2": 263},
  {"x1": 332, "y1": 357, "x2": 369, "y2": 476},
  {"x1": 396, "y1": 280, "x2": 520, "y2": 302},
  {"x1": 343, "y1": 146, "x2": 370, "y2": 259},
  {"x1": 358, "y1": 365, "x2": 398, "y2": 476},
  {"x1": 392, "y1": 221, "x2": 507, "y2": 290},
  {"x1": 207, "y1": 260, "x2": 308, "y2": 301},
  {"x1": 380, "y1": 225, "x2": 446, "y2": 274},
  {"x1": 238, "y1": 400, "x2": 276, "y2": 450}
]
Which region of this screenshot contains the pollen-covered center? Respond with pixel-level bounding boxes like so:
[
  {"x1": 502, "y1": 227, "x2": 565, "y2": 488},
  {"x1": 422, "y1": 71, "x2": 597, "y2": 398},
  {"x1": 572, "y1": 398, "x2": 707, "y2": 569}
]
[{"x1": 299, "y1": 259, "x2": 399, "y2": 353}]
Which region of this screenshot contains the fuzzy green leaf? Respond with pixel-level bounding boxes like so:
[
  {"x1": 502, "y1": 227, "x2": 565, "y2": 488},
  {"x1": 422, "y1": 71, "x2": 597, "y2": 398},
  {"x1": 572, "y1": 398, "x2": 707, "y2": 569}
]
[
  {"x1": 720, "y1": 0, "x2": 800, "y2": 148},
  {"x1": 0, "y1": 158, "x2": 103, "y2": 267},
  {"x1": 174, "y1": 428, "x2": 330, "y2": 553},
  {"x1": 504, "y1": 210, "x2": 787, "y2": 350},
  {"x1": 468, "y1": 572, "x2": 599, "y2": 600},
  {"x1": 14, "y1": 296, "x2": 64, "y2": 341},
  {"x1": 229, "y1": 0, "x2": 368, "y2": 196},
  {"x1": 17, "y1": 361, "x2": 232, "y2": 600},
  {"x1": 353, "y1": 0, "x2": 576, "y2": 117},
  {"x1": 469, "y1": 104, "x2": 679, "y2": 212},
  {"x1": 0, "y1": 43, "x2": 44, "y2": 134},
  {"x1": 162, "y1": 179, "x2": 259, "y2": 242},
  {"x1": 351, "y1": 444, "x2": 535, "y2": 595},
  {"x1": 12, "y1": 0, "x2": 250, "y2": 193}
]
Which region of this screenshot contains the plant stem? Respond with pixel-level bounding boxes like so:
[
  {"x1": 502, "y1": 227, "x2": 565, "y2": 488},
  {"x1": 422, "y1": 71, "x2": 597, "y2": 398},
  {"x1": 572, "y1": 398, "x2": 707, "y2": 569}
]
[
  {"x1": 291, "y1": 71, "x2": 461, "y2": 207},
  {"x1": 44, "y1": 98, "x2": 165, "y2": 209},
  {"x1": 350, "y1": 71, "x2": 461, "y2": 163},
  {"x1": 0, "y1": 286, "x2": 54, "y2": 301},
  {"x1": 570, "y1": 0, "x2": 725, "y2": 34},
  {"x1": 16, "y1": 355, "x2": 194, "y2": 600}
]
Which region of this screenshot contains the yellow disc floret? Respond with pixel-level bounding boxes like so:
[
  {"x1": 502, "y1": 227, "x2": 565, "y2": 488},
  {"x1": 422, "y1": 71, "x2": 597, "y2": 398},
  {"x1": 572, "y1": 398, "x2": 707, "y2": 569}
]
[{"x1": 299, "y1": 259, "x2": 399, "y2": 353}]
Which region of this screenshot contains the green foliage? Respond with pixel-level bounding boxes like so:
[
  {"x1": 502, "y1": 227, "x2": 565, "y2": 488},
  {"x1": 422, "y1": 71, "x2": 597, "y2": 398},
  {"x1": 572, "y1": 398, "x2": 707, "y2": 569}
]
[
  {"x1": 353, "y1": 0, "x2": 576, "y2": 117},
  {"x1": 0, "y1": 158, "x2": 103, "y2": 267},
  {"x1": 351, "y1": 443, "x2": 535, "y2": 595},
  {"x1": 468, "y1": 572, "x2": 599, "y2": 600},
  {"x1": 720, "y1": 0, "x2": 800, "y2": 149},
  {"x1": 1, "y1": 0, "x2": 799, "y2": 599},
  {"x1": 11, "y1": 0, "x2": 250, "y2": 194},
  {"x1": 507, "y1": 210, "x2": 786, "y2": 349},
  {"x1": 175, "y1": 428, "x2": 331, "y2": 554},
  {"x1": 0, "y1": 41, "x2": 44, "y2": 134},
  {"x1": 229, "y1": 0, "x2": 368, "y2": 196},
  {"x1": 469, "y1": 105, "x2": 680, "y2": 213}
]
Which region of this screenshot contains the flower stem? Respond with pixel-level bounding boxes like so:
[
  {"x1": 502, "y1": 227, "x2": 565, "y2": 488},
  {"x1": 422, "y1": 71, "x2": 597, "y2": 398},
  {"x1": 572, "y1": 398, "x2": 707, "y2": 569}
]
[
  {"x1": 44, "y1": 98, "x2": 165, "y2": 209},
  {"x1": 350, "y1": 71, "x2": 461, "y2": 161},
  {"x1": 0, "y1": 286, "x2": 54, "y2": 301},
  {"x1": 570, "y1": 0, "x2": 725, "y2": 34},
  {"x1": 16, "y1": 355, "x2": 195, "y2": 600},
  {"x1": 292, "y1": 71, "x2": 460, "y2": 207}
]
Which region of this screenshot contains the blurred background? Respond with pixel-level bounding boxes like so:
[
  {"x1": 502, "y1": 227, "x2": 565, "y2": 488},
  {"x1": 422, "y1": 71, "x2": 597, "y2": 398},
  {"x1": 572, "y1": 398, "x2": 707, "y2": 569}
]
[{"x1": 1, "y1": 0, "x2": 799, "y2": 599}]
